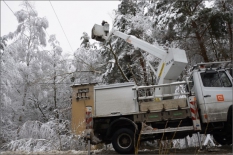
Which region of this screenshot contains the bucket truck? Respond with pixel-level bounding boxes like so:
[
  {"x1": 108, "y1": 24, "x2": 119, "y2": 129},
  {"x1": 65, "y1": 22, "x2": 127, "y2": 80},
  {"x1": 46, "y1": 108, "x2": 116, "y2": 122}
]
[
  {"x1": 92, "y1": 22, "x2": 188, "y2": 98},
  {"x1": 75, "y1": 22, "x2": 232, "y2": 154}
]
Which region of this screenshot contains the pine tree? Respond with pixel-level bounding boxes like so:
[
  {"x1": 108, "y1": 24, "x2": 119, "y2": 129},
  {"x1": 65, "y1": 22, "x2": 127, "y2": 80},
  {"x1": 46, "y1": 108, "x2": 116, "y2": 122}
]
[
  {"x1": 153, "y1": 0, "x2": 232, "y2": 63},
  {"x1": 100, "y1": 0, "x2": 159, "y2": 85}
]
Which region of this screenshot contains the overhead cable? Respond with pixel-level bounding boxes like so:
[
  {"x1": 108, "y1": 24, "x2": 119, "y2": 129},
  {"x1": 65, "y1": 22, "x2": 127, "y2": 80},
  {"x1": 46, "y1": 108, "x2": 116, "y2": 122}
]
[
  {"x1": 3, "y1": 0, "x2": 96, "y2": 76},
  {"x1": 49, "y1": 1, "x2": 74, "y2": 52},
  {"x1": 2, "y1": 0, "x2": 15, "y2": 15},
  {"x1": 48, "y1": 1, "x2": 95, "y2": 71}
]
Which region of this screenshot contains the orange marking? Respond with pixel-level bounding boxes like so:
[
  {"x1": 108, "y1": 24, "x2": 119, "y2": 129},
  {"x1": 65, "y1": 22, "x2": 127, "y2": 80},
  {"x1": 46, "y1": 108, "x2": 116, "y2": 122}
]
[
  {"x1": 217, "y1": 94, "x2": 224, "y2": 101},
  {"x1": 204, "y1": 114, "x2": 208, "y2": 119},
  {"x1": 86, "y1": 118, "x2": 92, "y2": 124}
]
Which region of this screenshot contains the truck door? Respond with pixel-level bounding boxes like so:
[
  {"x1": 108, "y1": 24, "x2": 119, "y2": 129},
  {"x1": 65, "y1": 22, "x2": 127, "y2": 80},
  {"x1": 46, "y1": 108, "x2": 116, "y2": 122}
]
[{"x1": 199, "y1": 70, "x2": 232, "y2": 123}]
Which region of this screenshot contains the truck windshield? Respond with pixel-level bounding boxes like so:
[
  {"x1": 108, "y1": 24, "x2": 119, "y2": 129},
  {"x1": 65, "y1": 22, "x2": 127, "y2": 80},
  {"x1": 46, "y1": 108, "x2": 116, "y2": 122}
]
[{"x1": 200, "y1": 71, "x2": 232, "y2": 87}]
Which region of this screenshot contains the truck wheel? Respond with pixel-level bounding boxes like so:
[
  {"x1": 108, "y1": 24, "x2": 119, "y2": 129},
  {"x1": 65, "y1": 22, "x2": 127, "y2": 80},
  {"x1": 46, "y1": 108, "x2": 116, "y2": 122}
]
[
  {"x1": 213, "y1": 133, "x2": 232, "y2": 145},
  {"x1": 112, "y1": 128, "x2": 136, "y2": 154},
  {"x1": 227, "y1": 106, "x2": 232, "y2": 134}
]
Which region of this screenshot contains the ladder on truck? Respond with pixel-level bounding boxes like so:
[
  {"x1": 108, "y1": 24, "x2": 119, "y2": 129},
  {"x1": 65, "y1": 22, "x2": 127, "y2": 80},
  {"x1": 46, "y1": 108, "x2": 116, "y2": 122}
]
[
  {"x1": 132, "y1": 80, "x2": 202, "y2": 135},
  {"x1": 192, "y1": 61, "x2": 232, "y2": 71}
]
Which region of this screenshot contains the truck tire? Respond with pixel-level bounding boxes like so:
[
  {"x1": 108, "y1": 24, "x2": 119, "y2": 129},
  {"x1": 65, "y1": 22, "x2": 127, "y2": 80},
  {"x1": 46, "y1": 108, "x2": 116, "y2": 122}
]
[
  {"x1": 227, "y1": 106, "x2": 232, "y2": 134},
  {"x1": 213, "y1": 133, "x2": 232, "y2": 145},
  {"x1": 112, "y1": 128, "x2": 136, "y2": 154},
  {"x1": 213, "y1": 106, "x2": 232, "y2": 145}
]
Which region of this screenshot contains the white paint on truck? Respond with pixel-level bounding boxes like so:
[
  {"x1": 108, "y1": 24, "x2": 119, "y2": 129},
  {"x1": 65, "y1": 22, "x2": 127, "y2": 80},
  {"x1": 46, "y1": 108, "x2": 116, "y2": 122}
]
[
  {"x1": 94, "y1": 82, "x2": 138, "y2": 116},
  {"x1": 191, "y1": 69, "x2": 232, "y2": 123}
]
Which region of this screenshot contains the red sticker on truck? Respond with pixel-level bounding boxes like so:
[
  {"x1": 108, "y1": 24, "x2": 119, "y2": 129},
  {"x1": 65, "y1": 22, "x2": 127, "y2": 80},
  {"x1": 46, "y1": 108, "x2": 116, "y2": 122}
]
[{"x1": 217, "y1": 94, "x2": 224, "y2": 101}]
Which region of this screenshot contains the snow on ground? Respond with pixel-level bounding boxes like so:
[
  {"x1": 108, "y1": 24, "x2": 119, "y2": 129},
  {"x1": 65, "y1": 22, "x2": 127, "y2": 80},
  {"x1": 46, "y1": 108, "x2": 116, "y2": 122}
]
[
  {"x1": 0, "y1": 149, "x2": 101, "y2": 155},
  {"x1": 1, "y1": 146, "x2": 232, "y2": 154}
]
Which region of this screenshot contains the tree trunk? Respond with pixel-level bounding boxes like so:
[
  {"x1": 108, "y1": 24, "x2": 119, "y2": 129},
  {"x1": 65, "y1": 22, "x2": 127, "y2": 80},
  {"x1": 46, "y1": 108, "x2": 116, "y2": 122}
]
[
  {"x1": 54, "y1": 75, "x2": 57, "y2": 109},
  {"x1": 191, "y1": 21, "x2": 209, "y2": 62},
  {"x1": 109, "y1": 43, "x2": 129, "y2": 82},
  {"x1": 222, "y1": 1, "x2": 233, "y2": 61},
  {"x1": 22, "y1": 81, "x2": 28, "y2": 106},
  {"x1": 208, "y1": 28, "x2": 219, "y2": 61},
  {"x1": 53, "y1": 51, "x2": 57, "y2": 109},
  {"x1": 139, "y1": 53, "x2": 149, "y2": 85},
  {"x1": 227, "y1": 22, "x2": 233, "y2": 61},
  {"x1": 127, "y1": 64, "x2": 138, "y2": 85},
  {"x1": 22, "y1": 44, "x2": 31, "y2": 106}
]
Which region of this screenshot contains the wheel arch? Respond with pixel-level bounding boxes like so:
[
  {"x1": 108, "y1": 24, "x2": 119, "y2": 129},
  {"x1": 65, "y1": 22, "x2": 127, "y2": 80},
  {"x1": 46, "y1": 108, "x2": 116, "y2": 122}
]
[{"x1": 106, "y1": 117, "x2": 138, "y2": 139}]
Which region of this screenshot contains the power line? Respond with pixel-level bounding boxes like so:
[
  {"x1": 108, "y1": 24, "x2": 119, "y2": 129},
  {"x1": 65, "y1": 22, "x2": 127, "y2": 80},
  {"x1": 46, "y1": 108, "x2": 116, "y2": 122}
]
[
  {"x1": 0, "y1": 81, "x2": 101, "y2": 85},
  {"x1": 4, "y1": 0, "x2": 93, "y2": 71},
  {"x1": 3, "y1": 1, "x2": 30, "y2": 40},
  {"x1": 42, "y1": 21, "x2": 93, "y2": 71},
  {"x1": 2, "y1": 1, "x2": 97, "y2": 76},
  {"x1": 4, "y1": 1, "x2": 50, "y2": 53},
  {"x1": 3, "y1": 0, "x2": 52, "y2": 59},
  {"x1": 2, "y1": 0, "x2": 15, "y2": 15},
  {"x1": 2, "y1": 2, "x2": 54, "y2": 83},
  {"x1": 49, "y1": 1, "x2": 74, "y2": 52}
]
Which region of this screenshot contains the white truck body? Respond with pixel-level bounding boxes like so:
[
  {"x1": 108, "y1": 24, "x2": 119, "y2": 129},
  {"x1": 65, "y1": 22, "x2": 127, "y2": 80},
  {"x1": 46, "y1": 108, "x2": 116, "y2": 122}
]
[{"x1": 94, "y1": 82, "x2": 138, "y2": 116}]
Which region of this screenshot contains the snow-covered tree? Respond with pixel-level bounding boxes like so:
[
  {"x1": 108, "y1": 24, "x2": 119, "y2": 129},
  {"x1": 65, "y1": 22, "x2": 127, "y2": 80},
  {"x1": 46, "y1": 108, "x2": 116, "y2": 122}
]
[
  {"x1": 1, "y1": 1, "x2": 50, "y2": 144},
  {"x1": 1, "y1": 1, "x2": 72, "y2": 148},
  {"x1": 153, "y1": 0, "x2": 232, "y2": 63},
  {"x1": 99, "y1": 0, "x2": 160, "y2": 85},
  {"x1": 46, "y1": 34, "x2": 72, "y2": 120},
  {"x1": 80, "y1": 32, "x2": 91, "y2": 49},
  {"x1": 73, "y1": 32, "x2": 102, "y2": 84}
]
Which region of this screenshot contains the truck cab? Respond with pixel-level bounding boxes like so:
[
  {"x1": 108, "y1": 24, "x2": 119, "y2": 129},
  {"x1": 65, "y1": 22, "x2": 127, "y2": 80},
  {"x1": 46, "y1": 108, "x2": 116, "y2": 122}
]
[{"x1": 189, "y1": 62, "x2": 232, "y2": 145}]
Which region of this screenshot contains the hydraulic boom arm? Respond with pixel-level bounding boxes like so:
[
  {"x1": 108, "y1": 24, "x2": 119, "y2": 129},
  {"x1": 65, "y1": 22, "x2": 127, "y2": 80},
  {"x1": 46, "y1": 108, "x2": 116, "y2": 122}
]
[
  {"x1": 110, "y1": 30, "x2": 166, "y2": 60},
  {"x1": 91, "y1": 22, "x2": 188, "y2": 93}
]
